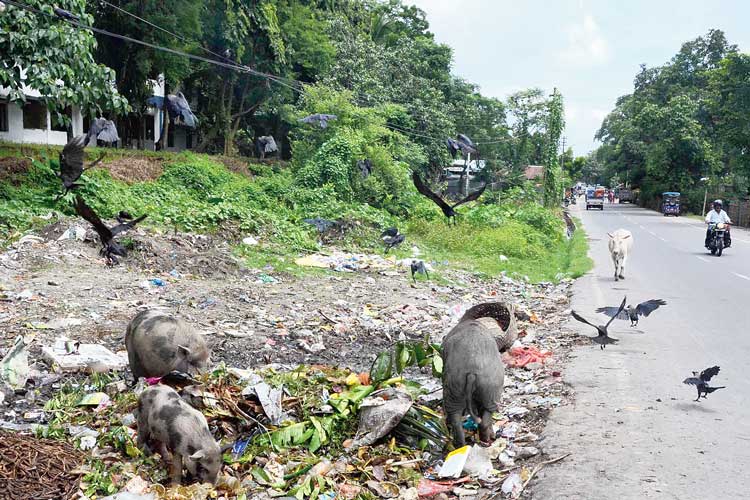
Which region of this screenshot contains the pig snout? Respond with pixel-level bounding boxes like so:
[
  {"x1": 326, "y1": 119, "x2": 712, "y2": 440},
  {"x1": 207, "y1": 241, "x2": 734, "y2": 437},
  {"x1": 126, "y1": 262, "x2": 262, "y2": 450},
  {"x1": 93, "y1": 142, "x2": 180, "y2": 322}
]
[
  {"x1": 126, "y1": 310, "x2": 210, "y2": 379},
  {"x1": 136, "y1": 385, "x2": 222, "y2": 485}
]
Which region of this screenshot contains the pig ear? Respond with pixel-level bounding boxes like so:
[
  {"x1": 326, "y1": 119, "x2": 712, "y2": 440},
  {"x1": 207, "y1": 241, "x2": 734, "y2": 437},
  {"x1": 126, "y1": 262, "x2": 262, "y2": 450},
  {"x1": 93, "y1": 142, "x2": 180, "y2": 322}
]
[
  {"x1": 607, "y1": 232, "x2": 613, "y2": 238},
  {"x1": 178, "y1": 345, "x2": 192, "y2": 357},
  {"x1": 622, "y1": 234, "x2": 631, "y2": 239},
  {"x1": 190, "y1": 450, "x2": 206, "y2": 460}
]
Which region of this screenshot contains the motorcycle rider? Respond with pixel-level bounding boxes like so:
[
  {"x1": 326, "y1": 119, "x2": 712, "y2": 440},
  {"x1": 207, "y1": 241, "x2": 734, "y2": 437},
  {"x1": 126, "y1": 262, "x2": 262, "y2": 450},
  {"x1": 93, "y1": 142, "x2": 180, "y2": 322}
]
[{"x1": 705, "y1": 199, "x2": 732, "y2": 248}]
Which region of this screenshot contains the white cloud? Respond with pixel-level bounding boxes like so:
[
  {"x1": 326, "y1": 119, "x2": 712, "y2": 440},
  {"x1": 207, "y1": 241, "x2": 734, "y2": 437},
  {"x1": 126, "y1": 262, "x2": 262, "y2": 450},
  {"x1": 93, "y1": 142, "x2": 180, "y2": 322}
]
[{"x1": 559, "y1": 14, "x2": 610, "y2": 66}]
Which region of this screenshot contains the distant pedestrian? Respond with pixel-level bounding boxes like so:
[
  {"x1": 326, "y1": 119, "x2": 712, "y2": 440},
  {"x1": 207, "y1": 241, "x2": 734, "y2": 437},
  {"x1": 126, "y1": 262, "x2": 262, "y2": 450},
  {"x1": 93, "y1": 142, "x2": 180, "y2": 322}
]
[{"x1": 609, "y1": 191, "x2": 615, "y2": 204}]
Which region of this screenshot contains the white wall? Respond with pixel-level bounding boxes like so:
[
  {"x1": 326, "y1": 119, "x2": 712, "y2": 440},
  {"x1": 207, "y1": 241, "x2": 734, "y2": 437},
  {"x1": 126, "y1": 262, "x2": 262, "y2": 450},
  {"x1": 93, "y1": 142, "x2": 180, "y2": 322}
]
[{"x1": 0, "y1": 101, "x2": 69, "y2": 146}]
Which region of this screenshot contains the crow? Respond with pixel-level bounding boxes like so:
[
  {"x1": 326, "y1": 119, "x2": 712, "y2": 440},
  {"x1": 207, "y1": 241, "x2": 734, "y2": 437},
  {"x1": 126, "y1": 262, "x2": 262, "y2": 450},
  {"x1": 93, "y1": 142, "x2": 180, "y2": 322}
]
[
  {"x1": 410, "y1": 260, "x2": 429, "y2": 283},
  {"x1": 116, "y1": 211, "x2": 133, "y2": 224},
  {"x1": 596, "y1": 299, "x2": 667, "y2": 327},
  {"x1": 412, "y1": 172, "x2": 486, "y2": 223},
  {"x1": 53, "y1": 6, "x2": 80, "y2": 22},
  {"x1": 683, "y1": 366, "x2": 725, "y2": 402},
  {"x1": 381, "y1": 227, "x2": 405, "y2": 253},
  {"x1": 570, "y1": 296, "x2": 626, "y2": 349},
  {"x1": 147, "y1": 93, "x2": 198, "y2": 128},
  {"x1": 357, "y1": 159, "x2": 373, "y2": 179},
  {"x1": 256, "y1": 136, "x2": 278, "y2": 159},
  {"x1": 74, "y1": 196, "x2": 146, "y2": 265},
  {"x1": 303, "y1": 218, "x2": 338, "y2": 233},
  {"x1": 86, "y1": 118, "x2": 119, "y2": 146},
  {"x1": 456, "y1": 134, "x2": 478, "y2": 155},
  {"x1": 445, "y1": 138, "x2": 462, "y2": 159},
  {"x1": 298, "y1": 113, "x2": 337, "y2": 129},
  {"x1": 56, "y1": 135, "x2": 105, "y2": 197}
]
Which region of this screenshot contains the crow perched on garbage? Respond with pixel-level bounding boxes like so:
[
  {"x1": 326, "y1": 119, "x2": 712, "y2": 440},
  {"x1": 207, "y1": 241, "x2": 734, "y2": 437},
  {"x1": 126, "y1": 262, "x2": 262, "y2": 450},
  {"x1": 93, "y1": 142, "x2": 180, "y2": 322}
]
[
  {"x1": 74, "y1": 196, "x2": 146, "y2": 265},
  {"x1": 596, "y1": 299, "x2": 667, "y2": 327},
  {"x1": 56, "y1": 135, "x2": 105, "y2": 197},
  {"x1": 381, "y1": 227, "x2": 405, "y2": 253},
  {"x1": 683, "y1": 366, "x2": 725, "y2": 402},
  {"x1": 299, "y1": 113, "x2": 337, "y2": 129},
  {"x1": 410, "y1": 260, "x2": 429, "y2": 283},
  {"x1": 570, "y1": 296, "x2": 626, "y2": 349},
  {"x1": 412, "y1": 172, "x2": 486, "y2": 224}
]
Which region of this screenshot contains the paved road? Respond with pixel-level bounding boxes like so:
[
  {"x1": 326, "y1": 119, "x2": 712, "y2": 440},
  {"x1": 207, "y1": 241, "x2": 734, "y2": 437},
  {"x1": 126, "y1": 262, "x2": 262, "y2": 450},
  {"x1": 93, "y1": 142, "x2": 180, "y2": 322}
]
[{"x1": 532, "y1": 201, "x2": 750, "y2": 500}]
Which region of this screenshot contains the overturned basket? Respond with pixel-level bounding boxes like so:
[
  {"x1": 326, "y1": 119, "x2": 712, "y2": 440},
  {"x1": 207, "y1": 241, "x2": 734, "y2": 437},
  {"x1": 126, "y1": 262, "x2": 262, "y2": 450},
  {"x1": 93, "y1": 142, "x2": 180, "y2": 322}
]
[{"x1": 459, "y1": 302, "x2": 518, "y2": 353}]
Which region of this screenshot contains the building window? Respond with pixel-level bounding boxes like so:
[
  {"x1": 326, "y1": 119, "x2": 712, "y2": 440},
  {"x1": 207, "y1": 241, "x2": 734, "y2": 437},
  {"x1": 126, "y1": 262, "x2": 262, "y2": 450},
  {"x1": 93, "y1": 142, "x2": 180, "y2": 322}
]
[
  {"x1": 22, "y1": 101, "x2": 47, "y2": 130},
  {"x1": 50, "y1": 107, "x2": 72, "y2": 132},
  {"x1": 0, "y1": 102, "x2": 8, "y2": 132}
]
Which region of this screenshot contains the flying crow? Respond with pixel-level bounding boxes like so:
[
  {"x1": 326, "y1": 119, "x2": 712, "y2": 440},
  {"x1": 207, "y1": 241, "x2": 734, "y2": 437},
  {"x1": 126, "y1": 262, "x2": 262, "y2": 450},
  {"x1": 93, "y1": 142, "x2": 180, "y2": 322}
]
[
  {"x1": 299, "y1": 113, "x2": 337, "y2": 129},
  {"x1": 570, "y1": 296, "x2": 626, "y2": 349},
  {"x1": 410, "y1": 260, "x2": 429, "y2": 283},
  {"x1": 147, "y1": 93, "x2": 198, "y2": 128},
  {"x1": 412, "y1": 172, "x2": 486, "y2": 223},
  {"x1": 381, "y1": 227, "x2": 405, "y2": 253},
  {"x1": 74, "y1": 196, "x2": 146, "y2": 265},
  {"x1": 86, "y1": 118, "x2": 119, "y2": 146},
  {"x1": 683, "y1": 366, "x2": 725, "y2": 402},
  {"x1": 596, "y1": 299, "x2": 667, "y2": 327},
  {"x1": 304, "y1": 218, "x2": 338, "y2": 233},
  {"x1": 445, "y1": 138, "x2": 462, "y2": 158},
  {"x1": 256, "y1": 136, "x2": 278, "y2": 159},
  {"x1": 456, "y1": 134, "x2": 478, "y2": 155},
  {"x1": 56, "y1": 135, "x2": 105, "y2": 196}
]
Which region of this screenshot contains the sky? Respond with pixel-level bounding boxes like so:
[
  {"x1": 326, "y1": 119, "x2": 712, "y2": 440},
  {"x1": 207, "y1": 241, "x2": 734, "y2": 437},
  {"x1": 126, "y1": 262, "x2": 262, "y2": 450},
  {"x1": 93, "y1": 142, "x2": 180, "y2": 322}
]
[{"x1": 410, "y1": 0, "x2": 749, "y2": 156}]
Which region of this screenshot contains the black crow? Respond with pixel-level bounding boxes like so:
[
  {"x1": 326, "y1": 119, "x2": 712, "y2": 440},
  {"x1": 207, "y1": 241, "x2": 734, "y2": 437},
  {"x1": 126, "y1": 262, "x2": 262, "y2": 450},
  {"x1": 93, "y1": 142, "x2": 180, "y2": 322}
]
[
  {"x1": 410, "y1": 260, "x2": 429, "y2": 283},
  {"x1": 380, "y1": 227, "x2": 399, "y2": 239},
  {"x1": 445, "y1": 138, "x2": 461, "y2": 158},
  {"x1": 86, "y1": 118, "x2": 119, "y2": 146},
  {"x1": 683, "y1": 366, "x2": 725, "y2": 402},
  {"x1": 570, "y1": 296, "x2": 626, "y2": 349},
  {"x1": 256, "y1": 136, "x2": 278, "y2": 159},
  {"x1": 57, "y1": 135, "x2": 105, "y2": 196},
  {"x1": 383, "y1": 233, "x2": 405, "y2": 253},
  {"x1": 596, "y1": 299, "x2": 667, "y2": 327},
  {"x1": 357, "y1": 159, "x2": 373, "y2": 179},
  {"x1": 116, "y1": 211, "x2": 133, "y2": 224},
  {"x1": 147, "y1": 93, "x2": 198, "y2": 128},
  {"x1": 298, "y1": 113, "x2": 337, "y2": 129},
  {"x1": 53, "y1": 6, "x2": 80, "y2": 22},
  {"x1": 303, "y1": 218, "x2": 338, "y2": 233},
  {"x1": 412, "y1": 172, "x2": 486, "y2": 223},
  {"x1": 456, "y1": 134, "x2": 477, "y2": 155},
  {"x1": 74, "y1": 196, "x2": 146, "y2": 265}
]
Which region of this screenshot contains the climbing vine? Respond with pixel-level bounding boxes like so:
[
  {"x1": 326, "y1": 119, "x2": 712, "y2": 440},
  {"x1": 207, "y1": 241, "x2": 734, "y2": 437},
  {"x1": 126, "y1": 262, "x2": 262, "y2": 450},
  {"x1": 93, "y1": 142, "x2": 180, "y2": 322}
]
[{"x1": 543, "y1": 89, "x2": 565, "y2": 208}]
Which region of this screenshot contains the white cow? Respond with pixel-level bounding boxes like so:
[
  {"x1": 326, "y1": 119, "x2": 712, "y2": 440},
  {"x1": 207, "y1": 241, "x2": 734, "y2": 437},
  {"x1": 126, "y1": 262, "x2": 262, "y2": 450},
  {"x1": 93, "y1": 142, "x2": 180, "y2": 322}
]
[{"x1": 607, "y1": 229, "x2": 633, "y2": 281}]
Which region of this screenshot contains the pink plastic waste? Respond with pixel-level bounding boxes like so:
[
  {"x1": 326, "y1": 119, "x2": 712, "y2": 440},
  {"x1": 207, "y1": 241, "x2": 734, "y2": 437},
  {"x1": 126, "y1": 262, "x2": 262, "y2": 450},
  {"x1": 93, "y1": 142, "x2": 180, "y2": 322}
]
[{"x1": 503, "y1": 346, "x2": 552, "y2": 367}]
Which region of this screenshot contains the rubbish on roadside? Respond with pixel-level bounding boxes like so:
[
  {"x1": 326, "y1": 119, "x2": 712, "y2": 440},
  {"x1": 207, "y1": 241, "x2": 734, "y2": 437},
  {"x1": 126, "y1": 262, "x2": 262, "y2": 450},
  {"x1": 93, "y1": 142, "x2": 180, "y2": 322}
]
[
  {"x1": 258, "y1": 274, "x2": 278, "y2": 284},
  {"x1": 0, "y1": 335, "x2": 31, "y2": 389},
  {"x1": 149, "y1": 278, "x2": 166, "y2": 287},
  {"x1": 438, "y1": 445, "x2": 471, "y2": 478},
  {"x1": 295, "y1": 251, "x2": 398, "y2": 273},
  {"x1": 242, "y1": 236, "x2": 259, "y2": 246},
  {"x1": 100, "y1": 493, "x2": 155, "y2": 500},
  {"x1": 503, "y1": 346, "x2": 552, "y2": 368},
  {"x1": 366, "y1": 480, "x2": 400, "y2": 498},
  {"x1": 350, "y1": 387, "x2": 412, "y2": 448},
  {"x1": 417, "y1": 478, "x2": 469, "y2": 497},
  {"x1": 242, "y1": 381, "x2": 283, "y2": 424},
  {"x1": 42, "y1": 337, "x2": 127, "y2": 372},
  {"x1": 57, "y1": 225, "x2": 87, "y2": 241},
  {"x1": 501, "y1": 472, "x2": 522, "y2": 496},
  {"x1": 462, "y1": 445, "x2": 493, "y2": 478},
  {"x1": 78, "y1": 391, "x2": 111, "y2": 408},
  {"x1": 0, "y1": 431, "x2": 85, "y2": 500}
]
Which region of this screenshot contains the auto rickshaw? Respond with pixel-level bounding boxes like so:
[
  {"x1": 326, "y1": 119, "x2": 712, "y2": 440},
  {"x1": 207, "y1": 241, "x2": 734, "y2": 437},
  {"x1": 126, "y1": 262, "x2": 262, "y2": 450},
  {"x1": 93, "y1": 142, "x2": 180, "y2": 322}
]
[{"x1": 662, "y1": 192, "x2": 680, "y2": 216}]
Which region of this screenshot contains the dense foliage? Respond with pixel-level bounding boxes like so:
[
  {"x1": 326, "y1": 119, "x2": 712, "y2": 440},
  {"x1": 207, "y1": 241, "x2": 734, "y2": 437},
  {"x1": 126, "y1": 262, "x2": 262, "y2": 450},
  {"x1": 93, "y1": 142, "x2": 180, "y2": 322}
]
[{"x1": 593, "y1": 29, "x2": 750, "y2": 211}]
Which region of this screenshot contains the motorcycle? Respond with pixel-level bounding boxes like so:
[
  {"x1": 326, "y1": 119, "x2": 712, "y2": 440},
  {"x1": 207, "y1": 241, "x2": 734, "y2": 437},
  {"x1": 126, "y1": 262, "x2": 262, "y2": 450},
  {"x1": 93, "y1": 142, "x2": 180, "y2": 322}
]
[{"x1": 706, "y1": 222, "x2": 731, "y2": 256}]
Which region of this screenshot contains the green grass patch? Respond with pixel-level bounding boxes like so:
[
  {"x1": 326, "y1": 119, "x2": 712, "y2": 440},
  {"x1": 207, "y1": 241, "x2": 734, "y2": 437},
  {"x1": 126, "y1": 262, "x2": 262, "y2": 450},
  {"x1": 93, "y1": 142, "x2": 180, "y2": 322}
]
[{"x1": 0, "y1": 144, "x2": 589, "y2": 283}]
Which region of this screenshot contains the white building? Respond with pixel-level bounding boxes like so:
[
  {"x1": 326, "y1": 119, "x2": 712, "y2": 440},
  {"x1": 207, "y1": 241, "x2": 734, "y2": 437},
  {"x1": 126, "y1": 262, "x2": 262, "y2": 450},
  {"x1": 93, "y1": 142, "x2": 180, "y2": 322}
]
[
  {"x1": 0, "y1": 85, "x2": 84, "y2": 145},
  {"x1": 0, "y1": 75, "x2": 194, "y2": 151}
]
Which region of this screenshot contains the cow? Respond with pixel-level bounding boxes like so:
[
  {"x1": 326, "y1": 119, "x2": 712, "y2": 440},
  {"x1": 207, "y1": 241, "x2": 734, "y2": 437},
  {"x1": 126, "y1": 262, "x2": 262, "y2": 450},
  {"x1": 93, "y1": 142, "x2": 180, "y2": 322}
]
[{"x1": 608, "y1": 229, "x2": 633, "y2": 281}]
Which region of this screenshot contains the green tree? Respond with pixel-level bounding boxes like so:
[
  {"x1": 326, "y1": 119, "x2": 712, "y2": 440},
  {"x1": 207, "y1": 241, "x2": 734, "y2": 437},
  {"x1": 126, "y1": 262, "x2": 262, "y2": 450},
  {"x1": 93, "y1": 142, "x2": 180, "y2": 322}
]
[
  {"x1": 543, "y1": 89, "x2": 565, "y2": 207},
  {"x1": 0, "y1": 0, "x2": 129, "y2": 119}
]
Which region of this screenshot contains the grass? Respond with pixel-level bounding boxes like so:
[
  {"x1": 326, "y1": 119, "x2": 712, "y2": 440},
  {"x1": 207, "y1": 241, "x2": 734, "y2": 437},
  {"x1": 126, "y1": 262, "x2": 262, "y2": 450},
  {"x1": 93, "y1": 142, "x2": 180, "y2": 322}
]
[{"x1": 0, "y1": 143, "x2": 590, "y2": 283}]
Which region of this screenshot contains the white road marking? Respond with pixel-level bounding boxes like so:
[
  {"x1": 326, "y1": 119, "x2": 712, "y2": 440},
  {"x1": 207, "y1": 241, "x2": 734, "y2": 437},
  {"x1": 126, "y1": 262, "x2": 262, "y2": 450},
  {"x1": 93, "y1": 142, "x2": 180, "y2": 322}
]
[
  {"x1": 733, "y1": 272, "x2": 750, "y2": 281},
  {"x1": 697, "y1": 256, "x2": 711, "y2": 263}
]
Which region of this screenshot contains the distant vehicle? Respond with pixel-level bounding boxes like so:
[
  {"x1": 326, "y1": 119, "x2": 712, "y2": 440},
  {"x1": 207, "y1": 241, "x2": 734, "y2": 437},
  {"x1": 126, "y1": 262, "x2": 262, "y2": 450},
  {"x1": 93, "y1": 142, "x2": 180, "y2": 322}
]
[
  {"x1": 662, "y1": 191, "x2": 680, "y2": 216},
  {"x1": 617, "y1": 187, "x2": 633, "y2": 203},
  {"x1": 586, "y1": 187, "x2": 605, "y2": 210}
]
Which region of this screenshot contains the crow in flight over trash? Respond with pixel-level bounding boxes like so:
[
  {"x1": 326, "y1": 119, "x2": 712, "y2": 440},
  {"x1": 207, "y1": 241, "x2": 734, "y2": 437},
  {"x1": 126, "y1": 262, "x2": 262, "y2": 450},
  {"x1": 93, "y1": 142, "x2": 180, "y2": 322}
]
[
  {"x1": 683, "y1": 366, "x2": 725, "y2": 402},
  {"x1": 596, "y1": 299, "x2": 667, "y2": 327},
  {"x1": 299, "y1": 113, "x2": 337, "y2": 129},
  {"x1": 56, "y1": 135, "x2": 105, "y2": 197},
  {"x1": 412, "y1": 172, "x2": 486, "y2": 224},
  {"x1": 74, "y1": 196, "x2": 146, "y2": 265},
  {"x1": 410, "y1": 260, "x2": 429, "y2": 283},
  {"x1": 381, "y1": 227, "x2": 405, "y2": 253},
  {"x1": 570, "y1": 296, "x2": 626, "y2": 349}
]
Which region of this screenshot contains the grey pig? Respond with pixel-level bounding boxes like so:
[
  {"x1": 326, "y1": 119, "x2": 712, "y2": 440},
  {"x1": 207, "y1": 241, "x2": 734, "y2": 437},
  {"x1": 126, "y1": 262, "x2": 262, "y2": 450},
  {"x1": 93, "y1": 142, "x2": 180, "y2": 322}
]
[
  {"x1": 136, "y1": 384, "x2": 222, "y2": 484},
  {"x1": 442, "y1": 317, "x2": 505, "y2": 447},
  {"x1": 125, "y1": 310, "x2": 210, "y2": 379}
]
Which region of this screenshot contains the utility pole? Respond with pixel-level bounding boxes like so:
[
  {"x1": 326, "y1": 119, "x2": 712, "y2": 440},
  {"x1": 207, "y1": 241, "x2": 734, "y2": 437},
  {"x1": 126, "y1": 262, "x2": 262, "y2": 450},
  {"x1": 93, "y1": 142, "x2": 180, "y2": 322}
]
[{"x1": 559, "y1": 136, "x2": 567, "y2": 169}]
